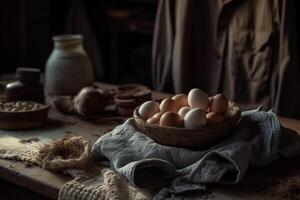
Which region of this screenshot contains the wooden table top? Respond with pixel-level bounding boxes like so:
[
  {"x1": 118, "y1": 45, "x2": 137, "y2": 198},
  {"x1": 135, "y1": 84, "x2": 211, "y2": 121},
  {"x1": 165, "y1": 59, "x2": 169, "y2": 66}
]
[{"x1": 0, "y1": 82, "x2": 299, "y2": 200}]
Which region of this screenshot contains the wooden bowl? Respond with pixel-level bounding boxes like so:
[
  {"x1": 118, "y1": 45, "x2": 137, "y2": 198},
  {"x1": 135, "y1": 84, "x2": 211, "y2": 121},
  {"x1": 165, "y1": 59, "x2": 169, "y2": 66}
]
[
  {"x1": 0, "y1": 102, "x2": 50, "y2": 130},
  {"x1": 114, "y1": 84, "x2": 152, "y2": 116},
  {"x1": 133, "y1": 102, "x2": 241, "y2": 149},
  {"x1": 114, "y1": 84, "x2": 151, "y2": 103}
]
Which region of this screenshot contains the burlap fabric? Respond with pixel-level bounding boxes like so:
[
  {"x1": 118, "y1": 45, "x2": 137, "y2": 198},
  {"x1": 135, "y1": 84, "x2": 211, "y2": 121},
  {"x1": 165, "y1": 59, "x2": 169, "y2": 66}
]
[{"x1": 0, "y1": 135, "x2": 151, "y2": 200}]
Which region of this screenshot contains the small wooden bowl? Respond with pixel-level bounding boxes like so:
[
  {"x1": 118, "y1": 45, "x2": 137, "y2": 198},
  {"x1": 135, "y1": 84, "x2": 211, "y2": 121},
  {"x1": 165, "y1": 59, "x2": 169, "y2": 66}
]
[
  {"x1": 114, "y1": 84, "x2": 151, "y2": 104},
  {"x1": 0, "y1": 102, "x2": 50, "y2": 130},
  {"x1": 114, "y1": 84, "x2": 152, "y2": 116},
  {"x1": 133, "y1": 102, "x2": 241, "y2": 149}
]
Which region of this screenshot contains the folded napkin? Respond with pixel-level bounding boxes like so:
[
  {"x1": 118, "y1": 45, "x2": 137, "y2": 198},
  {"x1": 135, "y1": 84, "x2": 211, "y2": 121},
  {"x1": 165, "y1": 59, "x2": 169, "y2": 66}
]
[{"x1": 92, "y1": 110, "x2": 300, "y2": 199}]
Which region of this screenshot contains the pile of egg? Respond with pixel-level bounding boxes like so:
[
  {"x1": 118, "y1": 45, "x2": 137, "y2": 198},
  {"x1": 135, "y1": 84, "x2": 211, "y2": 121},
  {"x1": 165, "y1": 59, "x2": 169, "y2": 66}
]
[{"x1": 138, "y1": 88, "x2": 229, "y2": 128}]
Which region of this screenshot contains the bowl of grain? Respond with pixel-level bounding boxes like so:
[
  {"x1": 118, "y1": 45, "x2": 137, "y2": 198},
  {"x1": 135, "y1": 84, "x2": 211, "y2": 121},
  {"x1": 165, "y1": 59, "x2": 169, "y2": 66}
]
[{"x1": 0, "y1": 101, "x2": 50, "y2": 130}]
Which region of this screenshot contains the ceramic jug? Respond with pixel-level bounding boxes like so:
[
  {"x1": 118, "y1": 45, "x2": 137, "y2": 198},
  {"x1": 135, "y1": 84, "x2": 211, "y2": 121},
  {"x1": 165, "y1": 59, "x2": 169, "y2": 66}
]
[{"x1": 45, "y1": 34, "x2": 94, "y2": 95}]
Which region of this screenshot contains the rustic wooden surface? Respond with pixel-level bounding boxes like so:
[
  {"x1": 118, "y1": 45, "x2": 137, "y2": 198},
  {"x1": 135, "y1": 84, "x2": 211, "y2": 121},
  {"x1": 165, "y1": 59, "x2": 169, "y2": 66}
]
[{"x1": 0, "y1": 83, "x2": 299, "y2": 200}]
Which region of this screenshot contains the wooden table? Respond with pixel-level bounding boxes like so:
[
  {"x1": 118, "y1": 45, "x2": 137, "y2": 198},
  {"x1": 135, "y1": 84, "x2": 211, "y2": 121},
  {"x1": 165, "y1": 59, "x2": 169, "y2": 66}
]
[{"x1": 0, "y1": 83, "x2": 299, "y2": 200}]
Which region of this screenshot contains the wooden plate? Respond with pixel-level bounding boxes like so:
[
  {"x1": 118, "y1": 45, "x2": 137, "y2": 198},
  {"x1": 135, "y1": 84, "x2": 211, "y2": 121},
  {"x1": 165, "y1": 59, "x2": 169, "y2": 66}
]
[
  {"x1": 133, "y1": 102, "x2": 241, "y2": 149},
  {"x1": 0, "y1": 101, "x2": 50, "y2": 130}
]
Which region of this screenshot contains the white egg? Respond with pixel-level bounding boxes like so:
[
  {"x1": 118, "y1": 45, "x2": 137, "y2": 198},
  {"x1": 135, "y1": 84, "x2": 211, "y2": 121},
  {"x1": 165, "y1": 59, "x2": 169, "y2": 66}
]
[
  {"x1": 178, "y1": 107, "x2": 191, "y2": 118},
  {"x1": 184, "y1": 108, "x2": 207, "y2": 128},
  {"x1": 138, "y1": 101, "x2": 160, "y2": 120},
  {"x1": 188, "y1": 88, "x2": 209, "y2": 110}
]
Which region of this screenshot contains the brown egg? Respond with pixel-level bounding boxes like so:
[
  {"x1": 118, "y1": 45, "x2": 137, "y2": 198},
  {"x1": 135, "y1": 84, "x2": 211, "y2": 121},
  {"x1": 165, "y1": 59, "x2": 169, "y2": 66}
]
[
  {"x1": 178, "y1": 107, "x2": 191, "y2": 118},
  {"x1": 206, "y1": 112, "x2": 224, "y2": 124},
  {"x1": 153, "y1": 112, "x2": 164, "y2": 119},
  {"x1": 160, "y1": 111, "x2": 183, "y2": 127},
  {"x1": 159, "y1": 98, "x2": 180, "y2": 113},
  {"x1": 210, "y1": 94, "x2": 228, "y2": 114},
  {"x1": 147, "y1": 117, "x2": 160, "y2": 125},
  {"x1": 172, "y1": 94, "x2": 189, "y2": 107}
]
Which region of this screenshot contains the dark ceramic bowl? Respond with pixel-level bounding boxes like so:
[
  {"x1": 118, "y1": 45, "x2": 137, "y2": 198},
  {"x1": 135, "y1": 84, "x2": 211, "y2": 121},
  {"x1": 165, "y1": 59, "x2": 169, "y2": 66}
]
[{"x1": 0, "y1": 101, "x2": 50, "y2": 130}]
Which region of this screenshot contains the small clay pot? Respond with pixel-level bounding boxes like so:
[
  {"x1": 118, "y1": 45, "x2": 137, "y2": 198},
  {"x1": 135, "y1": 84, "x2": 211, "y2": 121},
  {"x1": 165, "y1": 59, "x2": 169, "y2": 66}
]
[{"x1": 5, "y1": 68, "x2": 44, "y2": 103}]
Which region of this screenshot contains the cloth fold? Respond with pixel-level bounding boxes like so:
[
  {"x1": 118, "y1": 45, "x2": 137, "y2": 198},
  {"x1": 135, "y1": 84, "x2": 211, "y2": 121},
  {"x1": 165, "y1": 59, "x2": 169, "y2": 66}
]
[{"x1": 92, "y1": 110, "x2": 300, "y2": 199}]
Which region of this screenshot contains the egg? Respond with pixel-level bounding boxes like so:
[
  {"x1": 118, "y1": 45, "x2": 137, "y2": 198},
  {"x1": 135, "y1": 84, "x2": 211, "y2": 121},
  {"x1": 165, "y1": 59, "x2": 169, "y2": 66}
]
[
  {"x1": 152, "y1": 112, "x2": 164, "y2": 119},
  {"x1": 160, "y1": 112, "x2": 183, "y2": 127},
  {"x1": 178, "y1": 107, "x2": 191, "y2": 118},
  {"x1": 206, "y1": 112, "x2": 224, "y2": 124},
  {"x1": 138, "y1": 101, "x2": 160, "y2": 120},
  {"x1": 172, "y1": 94, "x2": 189, "y2": 107},
  {"x1": 159, "y1": 98, "x2": 180, "y2": 113},
  {"x1": 188, "y1": 88, "x2": 209, "y2": 110},
  {"x1": 147, "y1": 117, "x2": 160, "y2": 125},
  {"x1": 184, "y1": 108, "x2": 207, "y2": 128},
  {"x1": 210, "y1": 94, "x2": 228, "y2": 114}
]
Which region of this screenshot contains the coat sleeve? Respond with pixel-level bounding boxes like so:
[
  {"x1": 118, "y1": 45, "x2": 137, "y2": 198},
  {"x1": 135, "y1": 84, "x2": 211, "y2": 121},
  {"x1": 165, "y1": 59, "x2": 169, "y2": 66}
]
[
  {"x1": 151, "y1": 0, "x2": 175, "y2": 92},
  {"x1": 272, "y1": 0, "x2": 300, "y2": 118},
  {"x1": 152, "y1": 0, "x2": 220, "y2": 93}
]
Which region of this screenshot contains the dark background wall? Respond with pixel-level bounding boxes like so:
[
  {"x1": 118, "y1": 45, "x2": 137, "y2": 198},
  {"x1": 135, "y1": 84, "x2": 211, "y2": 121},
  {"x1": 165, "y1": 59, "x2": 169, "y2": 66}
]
[
  {"x1": 0, "y1": 1, "x2": 70, "y2": 73},
  {"x1": 0, "y1": 0, "x2": 157, "y2": 87},
  {"x1": 2, "y1": 0, "x2": 300, "y2": 89}
]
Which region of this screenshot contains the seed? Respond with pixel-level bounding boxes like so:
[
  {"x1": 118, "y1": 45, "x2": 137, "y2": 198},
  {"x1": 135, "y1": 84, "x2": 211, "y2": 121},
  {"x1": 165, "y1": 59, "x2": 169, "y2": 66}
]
[{"x1": 0, "y1": 101, "x2": 44, "y2": 112}]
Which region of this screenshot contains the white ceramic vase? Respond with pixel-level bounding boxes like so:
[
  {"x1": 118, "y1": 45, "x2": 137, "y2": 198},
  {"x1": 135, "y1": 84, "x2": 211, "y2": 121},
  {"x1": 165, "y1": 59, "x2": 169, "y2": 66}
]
[{"x1": 45, "y1": 34, "x2": 94, "y2": 95}]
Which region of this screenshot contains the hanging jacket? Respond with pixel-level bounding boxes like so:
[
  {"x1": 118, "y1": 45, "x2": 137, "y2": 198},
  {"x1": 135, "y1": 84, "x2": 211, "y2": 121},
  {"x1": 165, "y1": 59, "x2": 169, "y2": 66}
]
[
  {"x1": 218, "y1": 0, "x2": 300, "y2": 118},
  {"x1": 152, "y1": 0, "x2": 220, "y2": 93}
]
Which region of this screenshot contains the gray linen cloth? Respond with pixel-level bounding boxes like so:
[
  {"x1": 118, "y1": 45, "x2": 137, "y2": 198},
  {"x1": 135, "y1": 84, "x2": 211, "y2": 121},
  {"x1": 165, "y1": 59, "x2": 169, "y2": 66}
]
[{"x1": 92, "y1": 110, "x2": 300, "y2": 199}]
